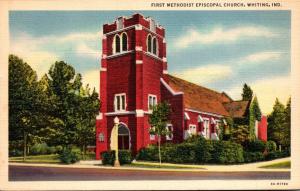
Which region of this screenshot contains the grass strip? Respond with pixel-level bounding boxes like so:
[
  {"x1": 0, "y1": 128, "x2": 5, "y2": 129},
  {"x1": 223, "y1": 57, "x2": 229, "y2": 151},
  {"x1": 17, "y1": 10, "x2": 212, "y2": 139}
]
[
  {"x1": 9, "y1": 154, "x2": 60, "y2": 164},
  {"x1": 259, "y1": 161, "x2": 290, "y2": 169}
]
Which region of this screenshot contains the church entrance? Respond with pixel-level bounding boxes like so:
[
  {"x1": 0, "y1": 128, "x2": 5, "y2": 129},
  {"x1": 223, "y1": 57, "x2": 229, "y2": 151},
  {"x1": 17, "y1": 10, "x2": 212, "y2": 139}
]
[{"x1": 118, "y1": 123, "x2": 130, "y2": 150}]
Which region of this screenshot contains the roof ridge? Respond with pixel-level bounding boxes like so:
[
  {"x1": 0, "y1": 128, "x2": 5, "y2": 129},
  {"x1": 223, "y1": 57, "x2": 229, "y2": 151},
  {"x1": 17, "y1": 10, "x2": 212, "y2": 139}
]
[{"x1": 167, "y1": 74, "x2": 224, "y2": 96}]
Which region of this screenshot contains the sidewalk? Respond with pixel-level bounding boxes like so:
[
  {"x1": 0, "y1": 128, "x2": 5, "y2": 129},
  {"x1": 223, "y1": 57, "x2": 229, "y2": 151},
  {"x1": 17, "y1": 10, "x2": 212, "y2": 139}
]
[{"x1": 9, "y1": 157, "x2": 290, "y2": 172}]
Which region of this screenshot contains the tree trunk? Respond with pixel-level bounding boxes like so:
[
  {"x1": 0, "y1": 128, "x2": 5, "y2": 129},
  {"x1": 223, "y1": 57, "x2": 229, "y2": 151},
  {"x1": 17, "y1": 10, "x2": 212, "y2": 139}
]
[
  {"x1": 82, "y1": 145, "x2": 86, "y2": 160},
  {"x1": 158, "y1": 135, "x2": 161, "y2": 166},
  {"x1": 23, "y1": 131, "x2": 27, "y2": 162}
]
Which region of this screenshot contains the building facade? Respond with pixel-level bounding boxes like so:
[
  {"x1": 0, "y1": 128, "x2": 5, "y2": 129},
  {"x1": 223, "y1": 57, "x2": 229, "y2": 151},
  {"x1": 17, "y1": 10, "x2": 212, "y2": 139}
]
[{"x1": 95, "y1": 13, "x2": 267, "y2": 160}]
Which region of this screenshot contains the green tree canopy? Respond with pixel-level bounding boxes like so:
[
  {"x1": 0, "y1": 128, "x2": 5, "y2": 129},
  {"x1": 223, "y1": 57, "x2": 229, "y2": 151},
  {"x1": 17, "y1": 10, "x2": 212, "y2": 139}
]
[
  {"x1": 149, "y1": 101, "x2": 171, "y2": 165},
  {"x1": 267, "y1": 98, "x2": 287, "y2": 149},
  {"x1": 242, "y1": 83, "x2": 253, "y2": 101},
  {"x1": 9, "y1": 55, "x2": 46, "y2": 160}
]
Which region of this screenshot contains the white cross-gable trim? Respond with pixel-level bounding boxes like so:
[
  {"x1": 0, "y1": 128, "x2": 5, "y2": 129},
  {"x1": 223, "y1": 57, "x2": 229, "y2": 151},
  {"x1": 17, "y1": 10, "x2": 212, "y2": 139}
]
[
  {"x1": 184, "y1": 112, "x2": 190, "y2": 120},
  {"x1": 198, "y1": 115, "x2": 204, "y2": 122},
  {"x1": 185, "y1": 108, "x2": 223, "y2": 118},
  {"x1": 160, "y1": 78, "x2": 184, "y2": 96},
  {"x1": 211, "y1": 118, "x2": 216, "y2": 124}
]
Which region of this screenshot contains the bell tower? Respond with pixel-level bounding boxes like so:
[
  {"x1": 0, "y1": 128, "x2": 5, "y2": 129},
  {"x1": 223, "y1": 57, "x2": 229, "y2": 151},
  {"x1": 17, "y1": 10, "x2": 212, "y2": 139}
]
[{"x1": 96, "y1": 13, "x2": 167, "y2": 160}]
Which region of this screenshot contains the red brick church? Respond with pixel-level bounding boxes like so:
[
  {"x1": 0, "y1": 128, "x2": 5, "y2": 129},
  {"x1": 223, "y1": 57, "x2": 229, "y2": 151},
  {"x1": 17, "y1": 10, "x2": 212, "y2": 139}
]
[{"x1": 95, "y1": 13, "x2": 267, "y2": 160}]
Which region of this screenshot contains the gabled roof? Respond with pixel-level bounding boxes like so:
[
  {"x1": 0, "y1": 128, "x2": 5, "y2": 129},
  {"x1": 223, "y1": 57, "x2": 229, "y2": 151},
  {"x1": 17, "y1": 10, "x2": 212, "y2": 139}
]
[
  {"x1": 223, "y1": 100, "x2": 250, "y2": 118},
  {"x1": 166, "y1": 74, "x2": 233, "y2": 116}
]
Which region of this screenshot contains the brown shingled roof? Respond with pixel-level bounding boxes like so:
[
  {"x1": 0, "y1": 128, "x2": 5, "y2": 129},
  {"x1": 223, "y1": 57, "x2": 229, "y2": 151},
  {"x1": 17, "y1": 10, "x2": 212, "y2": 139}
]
[
  {"x1": 167, "y1": 74, "x2": 233, "y2": 116},
  {"x1": 223, "y1": 100, "x2": 250, "y2": 118}
]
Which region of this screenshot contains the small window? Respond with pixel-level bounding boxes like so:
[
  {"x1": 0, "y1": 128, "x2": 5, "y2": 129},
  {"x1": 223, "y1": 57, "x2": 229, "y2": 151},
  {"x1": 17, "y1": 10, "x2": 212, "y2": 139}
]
[
  {"x1": 114, "y1": 35, "x2": 121, "y2": 53},
  {"x1": 203, "y1": 119, "x2": 210, "y2": 139},
  {"x1": 189, "y1": 124, "x2": 197, "y2": 135},
  {"x1": 114, "y1": 93, "x2": 126, "y2": 111},
  {"x1": 148, "y1": 95, "x2": 157, "y2": 110},
  {"x1": 152, "y1": 37, "x2": 157, "y2": 55},
  {"x1": 147, "y1": 35, "x2": 152, "y2": 52},
  {"x1": 99, "y1": 133, "x2": 104, "y2": 142},
  {"x1": 122, "y1": 33, "x2": 128, "y2": 51},
  {"x1": 166, "y1": 124, "x2": 173, "y2": 140}
]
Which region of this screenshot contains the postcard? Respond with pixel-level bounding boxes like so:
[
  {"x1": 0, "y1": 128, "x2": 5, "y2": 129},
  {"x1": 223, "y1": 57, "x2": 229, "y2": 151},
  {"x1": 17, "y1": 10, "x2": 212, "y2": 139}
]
[{"x1": 0, "y1": 0, "x2": 300, "y2": 190}]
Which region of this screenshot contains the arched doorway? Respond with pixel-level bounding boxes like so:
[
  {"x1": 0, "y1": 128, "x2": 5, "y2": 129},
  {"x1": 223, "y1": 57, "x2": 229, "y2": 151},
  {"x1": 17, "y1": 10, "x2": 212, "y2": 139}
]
[{"x1": 118, "y1": 123, "x2": 130, "y2": 150}]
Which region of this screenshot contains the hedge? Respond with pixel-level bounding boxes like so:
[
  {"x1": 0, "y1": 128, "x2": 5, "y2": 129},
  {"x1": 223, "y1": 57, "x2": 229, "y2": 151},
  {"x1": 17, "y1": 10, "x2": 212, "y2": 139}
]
[
  {"x1": 59, "y1": 148, "x2": 80, "y2": 164},
  {"x1": 266, "y1": 141, "x2": 277, "y2": 152},
  {"x1": 243, "y1": 140, "x2": 266, "y2": 153},
  {"x1": 137, "y1": 137, "x2": 244, "y2": 164},
  {"x1": 101, "y1": 150, "x2": 133, "y2": 165},
  {"x1": 211, "y1": 141, "x2": 244, "y2": 164},
  {"x1": 265, "y1": 150, "x2": 290, "y2": 161},
  {"x1": 243, "y1": 151, "x2": 264, "y2": 163}
]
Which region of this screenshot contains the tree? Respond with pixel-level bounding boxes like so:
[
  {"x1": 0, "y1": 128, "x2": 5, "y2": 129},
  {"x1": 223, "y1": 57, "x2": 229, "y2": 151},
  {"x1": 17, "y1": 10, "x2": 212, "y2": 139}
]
[
  {"x1": 242, "y1": 83, "x2": 253, "y2": 101},
  {"x1": 283, "y1": 97, "x2": 291, "y2": 148},
  {"x1": 230, "y1": 125, "x2": 250, "y2": 144},
  {"x1": 149, "y1": 102, "x2": 171, "y2": 165},
  {"x1": 9, "y1": 55, "x2": 43, "y2": 160},
  {"x1": 267, "y1": 98, "x2": 286, "y2": 150},
  {"x1": 249, "y1": 96, "x2": 262, "y2": 140},
  {"x1": 74, "y1": 85, "x2": 100, "y2": 159},
  {"x1": 47, "y1": 61, "x2": 81, "y2": 148}
]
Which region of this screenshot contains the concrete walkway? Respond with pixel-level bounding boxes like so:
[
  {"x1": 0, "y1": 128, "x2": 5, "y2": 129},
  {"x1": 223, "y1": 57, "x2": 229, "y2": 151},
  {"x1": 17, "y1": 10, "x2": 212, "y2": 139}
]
[{"x1": 9, "y1": 157, "x2": 290, "y2": 172}]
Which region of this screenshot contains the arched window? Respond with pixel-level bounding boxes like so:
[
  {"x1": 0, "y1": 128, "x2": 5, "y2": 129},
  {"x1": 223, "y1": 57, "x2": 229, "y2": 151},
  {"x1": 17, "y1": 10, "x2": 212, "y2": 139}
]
[
  {"x1": 152, "y1": 37, "x2": 157, "y2": 55},
  {"x1": 122, "y1": 33, "x2": 128, "y2": 51},
  {"x1": 114, "y1": 34, "x2": 121, "y2": 53},
  {"x1": 147, "y1": 35, "x2": 152, "y2": 52}
]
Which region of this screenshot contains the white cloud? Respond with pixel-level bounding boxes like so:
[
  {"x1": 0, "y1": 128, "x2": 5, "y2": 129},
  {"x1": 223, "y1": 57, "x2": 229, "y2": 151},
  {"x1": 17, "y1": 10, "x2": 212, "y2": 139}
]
[
  {"x1": 239, "y1": 51, "x2": 282, "y2": 64},
  {"x1": 10, "y1": 31, "x2": 102, "y2": 77},
  {"x1": 175, "y1": 26, "x2": 276, "y2": 48},
  {"x1": 75, "y1": 43, "x2": 101, "y2": 59},
  {"x1": 226, "y1": 75, "x2": 291, "y2": 114},
  {"x1": 10, "y1": 34, "x2": 59, "y2": 77},
  {"x1": 81, "y1": 70, "x2": 100, "y2": 93},
  {"x1": 173, "y1": 65, "x2": 233, "y2": 85}
]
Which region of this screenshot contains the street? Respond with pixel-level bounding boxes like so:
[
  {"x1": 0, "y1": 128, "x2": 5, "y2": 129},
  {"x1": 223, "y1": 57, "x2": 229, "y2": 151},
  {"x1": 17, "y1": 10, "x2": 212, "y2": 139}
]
[{"x1": 9, "y1": 165, "x2": 290, "y2": 181}]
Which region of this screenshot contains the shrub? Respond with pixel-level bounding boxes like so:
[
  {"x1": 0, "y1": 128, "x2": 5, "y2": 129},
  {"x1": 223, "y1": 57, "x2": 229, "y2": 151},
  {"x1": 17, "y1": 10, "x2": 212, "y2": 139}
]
[
  {"x1": 266, "y1": 141, "x2": 277, "y2": 152},
  {"x1": 101, "y1": 150, "x2": 133, "y2": 165},
  {"x1": 265, "y1": 150, "x2": 290, "y2": 161},
  {"x1": 47, "y1": 146, "x2": 56, "y2": 154},
  {"x1": 194, "y1": 137, "x2": 213, "y2": 163},
  {"x1": 243, "y1": 140, "x2": 266, "y2": 152},
  {"x1": 211, "y1": 141, "x2": 244, "y2": 164},
  {"x1": 59, "y1": 149, "x2": 80, "y2": 164},
  {"x1": 172, "y1": 143, "x2": 196, "y2": 163},
  {"x1": 161, "y1": 145, "x2": 177, "y2": 162},
  {"x1": 30, "y1": 143, "x2": 49, "y2": 155},
  {"x1": 136, "y1": 146, "x2": 158, "y2": 161},
  {"x1": 243, "y1": 151, "x2": 264, "y2": 163},
  {"x1": 55, "y1": 145, "x2": 63, "y2": 154},
  {"x1": 9, "y1": 149, "x2": 22, "y2": 157}
]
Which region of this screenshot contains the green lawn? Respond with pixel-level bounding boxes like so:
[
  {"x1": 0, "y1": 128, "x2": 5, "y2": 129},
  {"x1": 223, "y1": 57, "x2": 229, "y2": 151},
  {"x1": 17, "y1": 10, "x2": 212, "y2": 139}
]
[
  {"x1": 259, "y1": 161, "x2": 291, "y2": 169},
  {"x1": 9, "y1": 154, "x2": 60, "y2": 164}
]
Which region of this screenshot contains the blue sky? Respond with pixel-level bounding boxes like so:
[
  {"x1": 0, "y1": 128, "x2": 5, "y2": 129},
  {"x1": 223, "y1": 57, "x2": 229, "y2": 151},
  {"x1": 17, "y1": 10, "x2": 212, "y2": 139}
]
[{"x1": 9, "y1": 11, "x2": 291, "y2": 114}]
